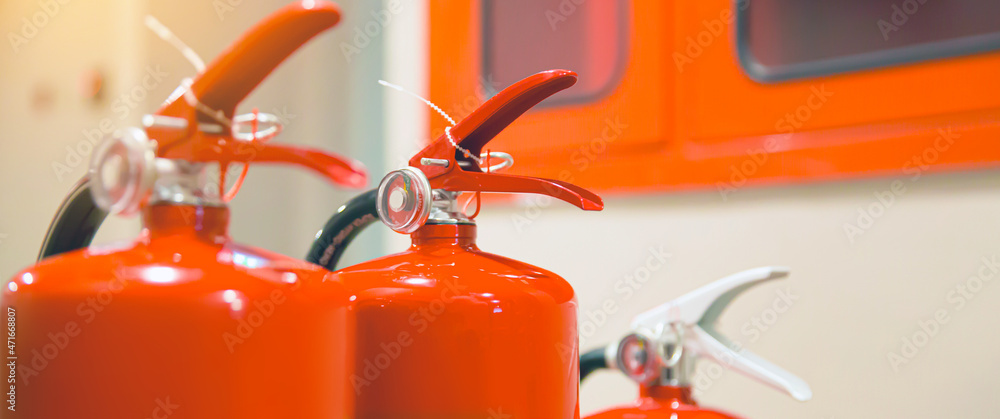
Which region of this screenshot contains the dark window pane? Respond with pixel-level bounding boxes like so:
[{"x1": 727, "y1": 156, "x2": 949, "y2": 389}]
[
  {"x1": 738, "y1": 0, "x2": 1000, "y2": 82},
  {"x1": 482, "y1": 0, "x2": 628, "y2": 105}
]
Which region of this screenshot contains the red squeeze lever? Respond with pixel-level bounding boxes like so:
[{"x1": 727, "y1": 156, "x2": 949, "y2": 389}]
[
  {"x1": 148, "y1": 0, "x2": 366, "y2": 189},
  {"x1": 410, "y1": 69, "x2": 603, "y2": 210}
]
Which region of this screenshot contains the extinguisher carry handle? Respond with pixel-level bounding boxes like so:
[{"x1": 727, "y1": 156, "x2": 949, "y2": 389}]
[
  {"x1": 408, "y1": 69, "x2": 603, "y2": 211},
  {"x1": 254, "y1": 145, "x2": 367, "y2": 188},
  {"x1": 38, "y1": 177, "x2": 107, "y2": 260},
  {"x1": 439, "y1": 171, "x2": 602, "y2": 211},
  {"x1": 306, "y1": 188, "x2": 381, "y2": 270},
  {"x1": 182, "y1": 142, "x2": 369, "y2": 188}
]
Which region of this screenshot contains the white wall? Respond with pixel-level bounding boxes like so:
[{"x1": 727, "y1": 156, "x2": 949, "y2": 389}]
[{"x1": 473, "y1": 171, "x2": 1000, "y2": 418}]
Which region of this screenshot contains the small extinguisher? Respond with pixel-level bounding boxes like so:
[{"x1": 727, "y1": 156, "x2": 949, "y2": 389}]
[
  {"x1": 307, "y1": 70, "x2": 604, "y2": 418},
  {"x1": 3, "y1": 2, "x2": 367, "y2": 418},
  {"x1": 580, "y1": 267, "x2": 812, "y2": 419}
]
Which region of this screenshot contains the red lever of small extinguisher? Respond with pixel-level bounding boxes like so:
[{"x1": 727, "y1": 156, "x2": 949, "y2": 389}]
[
  {"x1": 146, "y1": 0, "x2": 366, "y2": 188},
  {"x1": 367, "y1": 69, "x2": 602, "y2": 234},
  {"x1": 308, "y1": 69, "x2": 604, "y2": 269},
  {"x1": 408, "y1": 69, "x2": 603, "y2": 211}
]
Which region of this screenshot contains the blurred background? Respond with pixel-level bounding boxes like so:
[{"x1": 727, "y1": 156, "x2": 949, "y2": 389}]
[{"x1": 2, "y1": 0, "x2": 1000, "y2": 417}]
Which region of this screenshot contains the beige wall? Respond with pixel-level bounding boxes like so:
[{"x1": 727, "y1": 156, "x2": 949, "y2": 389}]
[{"x1": 471, "y1": 171, "x2": 1000, "y2": 418}]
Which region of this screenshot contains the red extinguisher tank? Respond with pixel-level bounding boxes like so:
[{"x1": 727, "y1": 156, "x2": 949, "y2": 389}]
[
  {"x1": 309, "y1": 70, "x2": 603, "y2": 419},
  {"x1": 2, "y1": 2, "x2": 367, "y2": 417},
  {"x1": 308, "y1": 70, "x2": 604, "y2": 418},
  {"x1": 338, "y1": 223, "x2": 580, "y2": 418},
  {"x1": 8, "y1": 208, "x2": 356, "y2": 418},
  {"x1": 588, "y1": 387, "x2": 737, "y2": 419}
]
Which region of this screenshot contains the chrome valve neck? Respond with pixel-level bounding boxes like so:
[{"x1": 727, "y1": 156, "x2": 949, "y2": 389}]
[
  {"x1": 426, "y1": 190, "x2": 473, "y2": 226},
  {"x1": 149, "y1": 159, "x2": 224, "y2": 208}
]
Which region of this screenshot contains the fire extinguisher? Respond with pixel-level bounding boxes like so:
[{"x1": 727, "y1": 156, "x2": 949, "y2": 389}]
[
  {"x1": 3, "y1": 2, "x2": 367, "y2": 418},
  {"x1": 579, "y1": 267, "x2": 812, "y2": 419},
  {"x1": 306, "y1": 69, "x2": 604, "y2": 418}
]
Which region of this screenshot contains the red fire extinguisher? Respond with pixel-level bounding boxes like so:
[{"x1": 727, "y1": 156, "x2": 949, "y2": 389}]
[
  {"x1": 307, "y1": 69, "x2": 604, "y2": 418},
  {"x1": 579, "y1": 267, "x2": 812, "y2": 419},
  {"x1": 3, "y1": 2, "x2": 367, "y2": 418}
]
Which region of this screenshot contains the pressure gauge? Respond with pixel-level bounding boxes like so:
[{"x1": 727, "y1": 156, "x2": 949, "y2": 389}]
[
  {"x1": 376, "y1": 166, "x2": 432, "y2": 234},
  {"x1": 615, "y1": 332, "x2": 661, "y2": 385},
  {"x1": 88, "y1": 127, "x2": 157, "y2": 216}
]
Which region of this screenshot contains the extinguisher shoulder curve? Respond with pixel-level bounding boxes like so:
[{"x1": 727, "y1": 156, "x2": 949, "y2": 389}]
[
  {"x1": 330, "y1": 247, "x2": 575, "y2": 302},
  {"x1": 323, "y1": 249, "x2": 411, "y2": 276},
  {"x1": 586, "y1": 404, "x2": 743, "y2": 419},
  {"x1": 471, "y1": 249, "x2": 576, "y2": 297},
  {"x1": 227, "y1": 242, "x2": 331, "y2": 275},
  {"x1": 585, "y1": 408, "x2": 670, "y2": 419},
  {"x1": 9, "y1": 241, "x2": 337, "y2": 297},
  {"x1": 5, "y1": 246, "x2": 127, "y2": 294}
]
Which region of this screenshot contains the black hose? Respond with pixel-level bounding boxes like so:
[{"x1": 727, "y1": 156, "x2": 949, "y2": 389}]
[
  {"x1": 305, "y1": 188, "x2": 380, "y2": 271},
  {"x1": 580, "y1": 346, "x2": 609, "y2": 383},
  {"x1": 37, "y1": 176, "x2": 108, "y2": 261}
]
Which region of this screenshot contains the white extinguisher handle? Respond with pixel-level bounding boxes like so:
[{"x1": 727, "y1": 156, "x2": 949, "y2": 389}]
[{"x1": 629, "y1": 266, "x2": 812, "y2": 402}]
